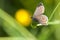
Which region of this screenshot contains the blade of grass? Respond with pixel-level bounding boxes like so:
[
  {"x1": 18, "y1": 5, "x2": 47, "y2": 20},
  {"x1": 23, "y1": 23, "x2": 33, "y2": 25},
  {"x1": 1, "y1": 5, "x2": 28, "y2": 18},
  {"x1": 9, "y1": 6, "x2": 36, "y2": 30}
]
[
  {"x1": 3, "y1": 21, "x2": 23, "y2": 37},
  {"x1": 37, "y1": 27, "x2": 54, "y2": 40},
  {"x1": 0, "y1": 37, "x2": 26, "y2": 40},
  {"x1": 37, "y1": 20, "x2": 60, "y2": 26},
  {"x1": 0, "y1": 9, "x2": 37, "y2": 40},
  {"x1": 50, "y1": 1, "x2": 60, "y2": 40},
  {"x1": 37, "y1": 24, "x2": 55, "y2": 40},
  {"x1": 49, "y1": 2, "x2": 60, "y2": 21}
]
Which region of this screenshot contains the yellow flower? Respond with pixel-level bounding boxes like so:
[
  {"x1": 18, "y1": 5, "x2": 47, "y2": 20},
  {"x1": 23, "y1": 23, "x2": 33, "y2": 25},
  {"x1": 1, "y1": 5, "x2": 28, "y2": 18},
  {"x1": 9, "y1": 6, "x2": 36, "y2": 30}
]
[{"x1": 15, "y1": 9, "x2": 32, "y2": 27}]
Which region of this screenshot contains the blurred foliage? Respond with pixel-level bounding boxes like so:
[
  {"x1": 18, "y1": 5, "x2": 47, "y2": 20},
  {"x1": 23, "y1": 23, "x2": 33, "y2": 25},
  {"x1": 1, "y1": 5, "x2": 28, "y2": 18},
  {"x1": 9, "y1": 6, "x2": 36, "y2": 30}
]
[
  {"x1": 0, "y1": 9, "x2": 36, "y2": 40},
  {"x1": 0, "y1": 0, "x2": 60, "y2": 40}
]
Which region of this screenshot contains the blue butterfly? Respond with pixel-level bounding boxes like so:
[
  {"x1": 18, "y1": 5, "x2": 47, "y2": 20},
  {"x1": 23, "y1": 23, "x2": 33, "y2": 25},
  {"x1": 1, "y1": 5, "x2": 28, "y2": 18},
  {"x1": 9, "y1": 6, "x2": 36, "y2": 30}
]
[{"x1": 32, "y1": 2, "x2": 48, "y2": 26}]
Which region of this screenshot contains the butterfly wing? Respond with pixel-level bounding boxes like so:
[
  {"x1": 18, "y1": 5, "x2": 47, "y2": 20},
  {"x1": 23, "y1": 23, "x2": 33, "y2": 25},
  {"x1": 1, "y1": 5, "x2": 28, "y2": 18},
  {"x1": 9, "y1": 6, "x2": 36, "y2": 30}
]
[
  {"x1": 38, "y1": 15, "x2": 48, "y2": 25},
  {"x1": 33, "y1": 2, "x2": 45, "y2": 18},
  {"x1": 32, "y1": 2, "x2": 48, "y2": 25}
]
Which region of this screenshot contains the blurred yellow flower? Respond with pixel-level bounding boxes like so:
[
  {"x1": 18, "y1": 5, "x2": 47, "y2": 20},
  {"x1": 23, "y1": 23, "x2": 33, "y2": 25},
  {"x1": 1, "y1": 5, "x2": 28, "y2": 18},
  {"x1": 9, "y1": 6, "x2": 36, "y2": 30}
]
[{"x1": 15, "y1": 9, "x2": 32, "y2": 26}]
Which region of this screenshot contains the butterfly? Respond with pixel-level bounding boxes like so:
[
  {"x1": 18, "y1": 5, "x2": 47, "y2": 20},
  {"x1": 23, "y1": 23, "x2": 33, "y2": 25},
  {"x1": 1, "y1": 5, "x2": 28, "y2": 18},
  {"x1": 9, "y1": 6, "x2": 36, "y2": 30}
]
[{"x1": 32, "y1": 2, "x2": 48, "y2": 26}]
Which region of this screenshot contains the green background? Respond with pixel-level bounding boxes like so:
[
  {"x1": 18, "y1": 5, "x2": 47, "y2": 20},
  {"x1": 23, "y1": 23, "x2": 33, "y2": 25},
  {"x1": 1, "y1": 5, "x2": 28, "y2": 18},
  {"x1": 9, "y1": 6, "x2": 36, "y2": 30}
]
[{"x1": 0, "y1": 0, "x2": 60, "y2": 40}]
